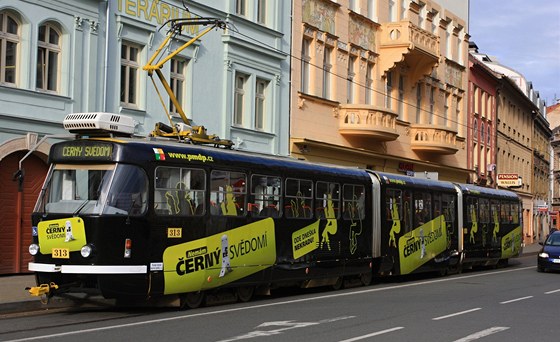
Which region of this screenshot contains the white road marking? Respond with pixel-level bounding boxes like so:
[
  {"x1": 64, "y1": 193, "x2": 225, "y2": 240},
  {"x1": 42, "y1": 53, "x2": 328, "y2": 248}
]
[
  {"x1": 545, "y1": 289, "x2": 560, "y2": 294},
  {"x1": 337, "y1": 327, "x2": 404, "y2": 342},
  {"x1": 216, "y1": 316, "x2": 355, "y2": 342},
  {"x1": 2, "y1": 266, "x2": 534, "y2": 342},
  {"x1": 432, "y1": 308, "x2": 481, "y2": 321},
  {"x1": 499, "y1": 296, "x2": 533, "y2": 304},
  {"x1": 452, "y1": 327, "x2": 510, "y2": 342}
]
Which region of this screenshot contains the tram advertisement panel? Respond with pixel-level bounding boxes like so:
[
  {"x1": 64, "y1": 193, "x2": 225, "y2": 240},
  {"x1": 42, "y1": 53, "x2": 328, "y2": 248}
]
[
  {"x1": 163, "y1": 218, "x2": 276, "y2": 294},
  {"x1": 501, "y1": 226, "x2": 522, "y2": 259},
  {"x1": 398, "y1": 215, "x2": 448, "y2": 274},
  {"x1": 37, "y1": 217, "x2": 87, "y2": 256}
]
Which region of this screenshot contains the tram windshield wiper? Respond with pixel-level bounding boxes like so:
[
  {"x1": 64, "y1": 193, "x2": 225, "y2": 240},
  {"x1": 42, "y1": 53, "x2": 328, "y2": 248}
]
[{"x1": 72, "y1": 199, "x2": 90, "y2": 216}]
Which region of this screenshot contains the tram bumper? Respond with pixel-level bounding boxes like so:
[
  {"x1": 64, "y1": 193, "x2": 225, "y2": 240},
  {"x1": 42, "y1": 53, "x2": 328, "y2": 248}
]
[{"x1": 28, "y1": 262, "x2": 149, "y2": 300}]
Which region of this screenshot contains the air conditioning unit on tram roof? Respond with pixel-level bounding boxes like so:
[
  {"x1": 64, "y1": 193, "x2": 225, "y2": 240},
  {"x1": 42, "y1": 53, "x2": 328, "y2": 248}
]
[{"x1": 63, "y1": 112, "x2": 136, "y2": 136}]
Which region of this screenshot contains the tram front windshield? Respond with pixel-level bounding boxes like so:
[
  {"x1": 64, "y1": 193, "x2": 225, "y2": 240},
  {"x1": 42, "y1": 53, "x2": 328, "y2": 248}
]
[{"x1": 35, "y1": 163, "x2": 148, "y2": 216}]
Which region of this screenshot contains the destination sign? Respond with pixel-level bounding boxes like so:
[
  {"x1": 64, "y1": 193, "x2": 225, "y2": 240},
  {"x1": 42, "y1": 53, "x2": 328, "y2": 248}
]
[{"x1": 52, "y1": 142, "x2": 114, "y2": 161}]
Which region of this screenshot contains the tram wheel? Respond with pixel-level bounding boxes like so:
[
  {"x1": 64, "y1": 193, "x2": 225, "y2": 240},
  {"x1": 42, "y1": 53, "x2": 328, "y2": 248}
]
[
  {"x1": 181, "y1": 291, "x2": 205, "y2": 309},
  {"x1": 236, "y1": 286, "x2": 255, "y2": 302},
  {"x1": 360, "y1": 272, "x2": 372, "y2": 286},
  {"x1": 332, "y1": 277, "x2": 344, "y2": 290}
]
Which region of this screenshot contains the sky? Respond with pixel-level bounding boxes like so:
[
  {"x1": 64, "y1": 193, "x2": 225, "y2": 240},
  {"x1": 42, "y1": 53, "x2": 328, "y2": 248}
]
[{"x1": 469, "y1": 0, "x2": 560, "y2": 106}]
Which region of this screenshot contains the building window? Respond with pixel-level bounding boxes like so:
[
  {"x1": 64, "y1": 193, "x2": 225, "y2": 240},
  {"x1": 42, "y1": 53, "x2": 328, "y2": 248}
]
[
  {"x1": 234, "y1": 73, "x2": 248, "y2": 126},
  {"x1": 322, "y1": 46, "x2": 332, "y2": 99},
  {"x1": 347, "y1": 55, "x2": 356, "y2": 103},
  {"x1": 400, "y1": 0, "x2": 408, "y2": 20},
  {"x1": 416, "y1": 83, "x2": 422, "y2": 123},
  {"x1": 446, "y1": 28, "x2": 452, "y2": 59},
  {"x1": 457, "y1": 31, "x2": 463, "y2": 64},
  {"x1": 385, "y1": 71, "x2": 393, "y2": 109},
  {"x1": 236, "y1": 0, "x2": 246, "y2": 16},
  {"x1": 367, "y1": 0, "x2": 377, "y2": 21},
  {"x1": 429, "y1": 86, "x2": 435, "y2": 124},
  {"x1": 365, "y1": 62, "x2": 374, "y2": 105},
  {"x1": 473, "y1": 119, "x2": 478, "y2": 141},
  {"x1": 301, "y1": 39, "x2": 310, "y2": 93},
  {"x1": 444, "y1": 92, "x2": 450, "y2": 127},
  {"x1": 120, "y1": 42, "x2": 140, "y2": 107},
  {"x1": 389, "y1": 0, "x2": 397, "y2": 22},
  {"x1": 169, "y1": 57, "x2": 187, "y2": 116},
  {"x1": 0, "y1": 11, "x2": 19, "y2": 85},
  {"x1": 257, "y1": 0, "x2": 266, "y2": 24},
  {"x1": 255, "y1": 78, "x2": 268, "y2": 130},
  {"x1": 349, "y1": 0, "x2": 357, "y2": 12},
  {"x1": 398, "y1": 75, "x2": 405, "y2": 119},
  {"x1": 37, "y1": 22, "x2": 61, "y2": 92},
  {"x1": 418, "y1": 4, "x2": 426, "y2": 28}
]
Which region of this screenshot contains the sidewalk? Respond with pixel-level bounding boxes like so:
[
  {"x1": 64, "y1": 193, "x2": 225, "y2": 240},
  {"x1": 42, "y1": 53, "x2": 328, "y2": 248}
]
[{"x1": 0, "y1": 243, "x2": 543, "y2": 314}]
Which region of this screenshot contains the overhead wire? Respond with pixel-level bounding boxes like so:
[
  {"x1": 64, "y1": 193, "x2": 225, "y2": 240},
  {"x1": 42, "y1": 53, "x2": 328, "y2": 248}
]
[{"x1": 152, "y1": 2, "x2": 494, "y2": 143}]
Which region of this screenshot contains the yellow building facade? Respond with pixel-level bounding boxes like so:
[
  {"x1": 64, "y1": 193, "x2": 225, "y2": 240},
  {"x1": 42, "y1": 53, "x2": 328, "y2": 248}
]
[{"x1": 290, "y1": 0, "x2": 469, "y2": 182}]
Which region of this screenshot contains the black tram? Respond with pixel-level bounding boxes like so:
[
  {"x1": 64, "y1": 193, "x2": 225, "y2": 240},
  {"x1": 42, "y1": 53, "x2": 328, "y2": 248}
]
[{"x1": 27, "y1": 115, "x2": 523, "y2": 308}]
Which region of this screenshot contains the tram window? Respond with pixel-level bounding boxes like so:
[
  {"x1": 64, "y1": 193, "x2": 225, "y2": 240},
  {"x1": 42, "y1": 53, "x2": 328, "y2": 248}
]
[
  {"x1": 490, "y1": 200, "x2": 500, "y2": 224},
  {"x1": 433, "y1": 194, "x2": 442, "y2": 218},
  {"x1": 479, "y1": 199, "x2": 490, "y2": 223},
  {"x1": 154, "y1": 167, "x2": 205, "y2": 216},
  {"x1": 510, "y1": 202, "x2": 520, "y2": 224},
  {"x1": 442, "y1": 194, "x2": 455, "y2": 223},
  {"x1": 386, "y1": 188, "x2": 411, "y2": 232},
  {"x1": 210, "y1": 170, "x2": 246, "y2": 216},
  {"x1": 342, "y1": 184, "x2": 365, "y2": 220},
  {"x1": 500, "y1": 202, "x2": 510, "y2": 223},
  {"x1": 106, "y1": 164, "x2": 148, "y2": 216},
  {"x1": 414, "y1": 192, "x2": 431, "y2": 226},
  {"x1": 250, "y1": 174, "x2": 282, "y2": 218},
  {"x1": 284, "y1": 178, "x2": 313, "y2": 219},
  {"x1": 315, "y1": 181, "x2": 340, "y2": 219},
  {"x1": 467, "y1": 198, "x2": 478, "y2": 223},
  {"x1": 42, "y1": 164, "x2": 115, "y2": 214}
]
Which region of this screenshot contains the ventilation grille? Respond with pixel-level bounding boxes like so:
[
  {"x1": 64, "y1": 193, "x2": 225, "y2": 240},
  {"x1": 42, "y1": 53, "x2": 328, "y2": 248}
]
[{"x1": 63, "y1": 112, "x2": 135, "y2": 135}]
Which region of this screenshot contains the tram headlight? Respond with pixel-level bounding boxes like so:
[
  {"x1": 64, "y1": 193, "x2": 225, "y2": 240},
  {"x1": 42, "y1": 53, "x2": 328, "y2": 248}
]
[
  {"x1": 538, "y1": 252, "x2": 549, "y2": 258},
  {"x1": 29, "y1": 244, "x2": 40, "y2": 256},
  {"x1": 81, "y1": 244, "x2": 95, "y2": 258}
]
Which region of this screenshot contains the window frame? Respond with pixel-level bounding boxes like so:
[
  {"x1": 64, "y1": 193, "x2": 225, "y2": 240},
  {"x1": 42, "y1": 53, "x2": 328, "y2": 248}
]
[
  {"x1": 0, "y1": 10, "x2": 20, "y2": 85},
  {"x1": 250, "y1": 174, "x2": 282, "y2": 218},
  {"x1": 315, "y1": 181, "x2": 340, "y2": 219},
  {"x1": 120, "y1": 41, "x2": 141, "y2": 108},
  {"x1": 210, "y1": 170, "x2": 247, "y2": 216},
  {"x1": 285, "y1": 178, "x2": 313, "y2": 219},
  {"x1": 154, "y1": 166, "x2": 206, "y2": 216},
  {"x1": 36, "y1": 22, "x2": 62, "y2": 93},
  {"x1": 169, "y1": 56, "x2": 188, "y2": 117}
]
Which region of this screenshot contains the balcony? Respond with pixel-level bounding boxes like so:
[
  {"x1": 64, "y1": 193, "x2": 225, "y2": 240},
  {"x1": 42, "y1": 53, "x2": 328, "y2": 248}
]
[
  {"x1": 379, "y1": 20, "x2": 439, "y2": 82},
  {"x1": 410, "y1": 124, "x2": 458, "y2": 155},
  {"x1": 338, "y1": 105, "x2": 399, "y2": 141}
]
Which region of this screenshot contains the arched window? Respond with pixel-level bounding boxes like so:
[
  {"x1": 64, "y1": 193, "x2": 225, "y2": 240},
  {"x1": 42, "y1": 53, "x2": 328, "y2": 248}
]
[
  {"x1": 0, "y1": 10, "x2": 20, "y2": 85},
  {"x1": 37, "y1": 22, "x2": 62, "y2": 92}
]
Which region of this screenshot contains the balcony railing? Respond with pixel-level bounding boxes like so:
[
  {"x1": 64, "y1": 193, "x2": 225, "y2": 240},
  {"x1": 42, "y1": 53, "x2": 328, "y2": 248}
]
[
  {"x1": 410, "y1": 124, "x2": 458, "y2": 155},
  {"x1": 338, "y1": 105, "x2": 399, "y2": 141}
]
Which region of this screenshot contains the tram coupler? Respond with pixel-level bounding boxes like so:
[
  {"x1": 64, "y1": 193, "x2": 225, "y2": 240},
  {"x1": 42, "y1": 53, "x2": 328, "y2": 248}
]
[{"x1": 26, "y1": 282, "x2": 59, "y2": 304}]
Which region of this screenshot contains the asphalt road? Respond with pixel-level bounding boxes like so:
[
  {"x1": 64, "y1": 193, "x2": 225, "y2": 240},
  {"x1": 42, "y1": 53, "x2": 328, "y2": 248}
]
[{"x1": 0, "y1": 254, "x2": 555, "y2": 342}]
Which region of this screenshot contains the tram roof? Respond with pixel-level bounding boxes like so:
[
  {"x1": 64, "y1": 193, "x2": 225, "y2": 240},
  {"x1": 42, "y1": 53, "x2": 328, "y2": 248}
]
[
  {"x1": 373, "y1": 171, "x2": 457, "y2": 192},
  {"x1": 456, "y1": 183, "x2": 520, "y2": 200},
  {"x1": 54, "y1": 137, "x2": 371, "y2": 181}
]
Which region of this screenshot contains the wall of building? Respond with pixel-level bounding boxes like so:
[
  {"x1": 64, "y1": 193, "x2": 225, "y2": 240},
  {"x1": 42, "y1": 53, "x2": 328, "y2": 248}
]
[
  {"x1": 290, "y1": 0, "x2": 470, "y2": 182},
  {"x1": 0, "y1": 0, "x2": 291, "y2": 274}
]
